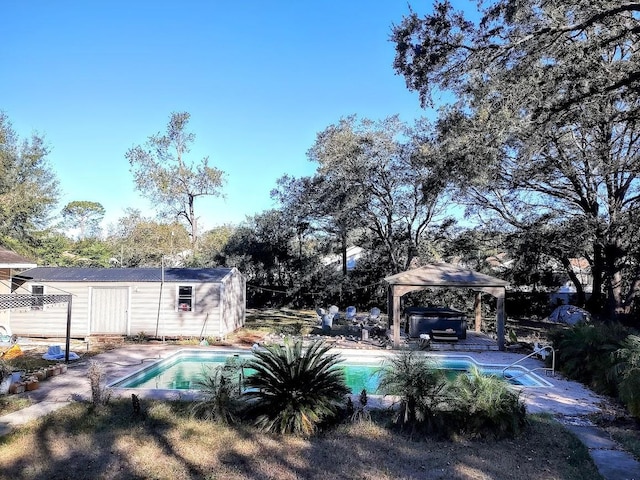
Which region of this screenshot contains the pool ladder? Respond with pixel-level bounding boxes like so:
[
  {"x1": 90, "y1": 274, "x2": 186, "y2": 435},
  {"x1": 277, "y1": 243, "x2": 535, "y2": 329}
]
[{"x1": 502, "y1": 344, "x2": 556, "y2": 381}]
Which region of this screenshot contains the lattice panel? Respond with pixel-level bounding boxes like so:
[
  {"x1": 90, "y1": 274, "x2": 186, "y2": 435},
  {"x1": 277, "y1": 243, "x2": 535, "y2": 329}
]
[{"x1": 0, "y1": 294, "x2": 71, "y2": 310}]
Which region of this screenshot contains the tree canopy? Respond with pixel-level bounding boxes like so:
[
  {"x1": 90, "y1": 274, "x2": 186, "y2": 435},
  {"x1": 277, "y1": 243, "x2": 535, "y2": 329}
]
[
  {"x1": 392, "y1": 0, "x2": 640, "y2": 319},
  {"x1": 0, "y1": 112, "x2": 59, "y2": 244},
  {"x1": 60, "y1": 200, "x2": 105, "y2": 239},
  {"x1": 304, "y1": 115, "x2": 452, "y2": 274},
  {"x1": 126, "y1": 112, "x2": 226, "y2": 251},
  {"x1": 107, "y1": 208, "x2": 191, "y2": 267},
  {"x1": 392, "y1": 0, "x2": 640, "y2": 117}
]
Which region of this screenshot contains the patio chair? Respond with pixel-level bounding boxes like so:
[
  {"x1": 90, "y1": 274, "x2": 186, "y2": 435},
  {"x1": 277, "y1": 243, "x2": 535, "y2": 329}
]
[
  {"x1": 345, "y1": 306, "x2": 357, "y2": 322},
  {"x1": 368, "y1": 307, "x2": 381, "y2": 325}
]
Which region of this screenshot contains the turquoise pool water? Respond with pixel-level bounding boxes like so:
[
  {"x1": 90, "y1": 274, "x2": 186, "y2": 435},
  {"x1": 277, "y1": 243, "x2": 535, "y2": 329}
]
[{"x1": 110, "y1": 349, "x2": 551, "y2": 393}]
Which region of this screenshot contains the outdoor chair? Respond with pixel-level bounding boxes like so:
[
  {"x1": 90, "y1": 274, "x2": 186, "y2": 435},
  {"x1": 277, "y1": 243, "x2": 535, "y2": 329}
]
[
  {"x1": 345, "y1": 306, "x2": 357, "y2": 322},
  {"x1": 368, "y1": 307, "x2": 381, "y2": 325}
]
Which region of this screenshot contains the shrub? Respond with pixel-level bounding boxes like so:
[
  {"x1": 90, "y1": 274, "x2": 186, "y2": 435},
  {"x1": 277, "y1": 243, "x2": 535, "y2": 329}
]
[
  {"x1": 612, "y1": 334, "x2": 640, "y2": 418},
  {"x1": 242, "y1": 338, "x2": 350, "y2": 436},
  {"x1": 191, "y1": 357, "x2": 245, "y2": 424},
  {"x1": 548, "y1": 321, "x2": 629, "y2": 395},
  {"x1": 447, "y1": 366, "x2": 527, "y2": 439},
  {"x1": 87, "y1": 360, "x2": 111, "y2": 407},
  {"x1": 350, "y1": 389, "x2": 371, "y2": 423},
  {"x1": 378, "y1": 351, "x2": 448, "y2": 433}
]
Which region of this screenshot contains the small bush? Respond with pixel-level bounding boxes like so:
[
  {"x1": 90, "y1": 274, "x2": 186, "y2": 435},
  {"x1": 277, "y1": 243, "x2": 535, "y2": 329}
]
[
  {"x1": 191, "y1": 357, "x2": 245, "y2": 424},
  {"x1": 548, "y1": 321, "x2": 629, "y2": 395},
  {"x1": 612, "y1": 334, "x2": 640, "y2": 418},
  {"x1": 0, "y1": 359, "x2": 12, "y2": 383},
  {"x1": 87, "y1": 360, "x2": 111, "y2": 407},
  {"x1": 379, "y1": 352, "x2": 527, "y2": 439},
  {"x1": 350, "y1": 389, "x2": 371, "y2": 423},
  {"x1": 378, "y1": 351, "x2": 448, "y2": 433},
  {"x1": 447, "y1": 366, "x2": 527, "y2": 439}
]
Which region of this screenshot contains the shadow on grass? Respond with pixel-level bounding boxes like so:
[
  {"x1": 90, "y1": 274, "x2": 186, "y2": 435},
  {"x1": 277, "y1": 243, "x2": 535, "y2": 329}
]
[{"x1": 0, "y1": 402, "x2": 603, "y2": 480}]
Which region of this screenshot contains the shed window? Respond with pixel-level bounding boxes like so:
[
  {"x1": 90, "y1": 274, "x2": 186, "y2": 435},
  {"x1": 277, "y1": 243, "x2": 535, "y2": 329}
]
[
  {"x1": 32, "y1": 285, "x2": 44, "y2": 310},
  {"x1": 177, "y1": 286, "x2": 194, "y2": 312}
]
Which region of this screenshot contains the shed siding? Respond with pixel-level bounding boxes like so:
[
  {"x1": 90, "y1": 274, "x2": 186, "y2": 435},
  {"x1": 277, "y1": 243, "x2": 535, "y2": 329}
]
[
  {"x1": 128, "y1": 283, "x2": 164, "y2": 336},
  {"x1": 7, "y1": 269, "x2": 245, "y2": 338},
  {"x1": 220, "y1": 270, "x2": 246, "y2": 335},
  {"x1": 133, "y1": 282, "x2": 221, "y2": 338}
]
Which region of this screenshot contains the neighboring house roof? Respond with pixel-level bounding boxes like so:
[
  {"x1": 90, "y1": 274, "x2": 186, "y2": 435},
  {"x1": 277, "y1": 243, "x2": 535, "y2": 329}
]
[
  {"x1": 485, "y1": 252, "x2": 514, "y2": 271},
  {"x1": 14, "y1": 267, "x2": 236, "y2": 283},
  {"x1": 0, "y1": 246, "x2": 37, "y2": 269},
  {"x1": 385, "y1": 262, "x2": 509, "y2": 288}
]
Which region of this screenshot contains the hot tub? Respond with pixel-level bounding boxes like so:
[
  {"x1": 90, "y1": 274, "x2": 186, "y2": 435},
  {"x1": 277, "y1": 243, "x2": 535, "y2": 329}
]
[{"x1": 404, "y1": 307, "x2": 468, "y2": 339}]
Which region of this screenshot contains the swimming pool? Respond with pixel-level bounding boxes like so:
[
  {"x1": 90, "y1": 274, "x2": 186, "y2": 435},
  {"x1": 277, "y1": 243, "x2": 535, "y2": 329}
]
[{"x1": 109, "y1": 348, "x2": 552, "y2": 393}]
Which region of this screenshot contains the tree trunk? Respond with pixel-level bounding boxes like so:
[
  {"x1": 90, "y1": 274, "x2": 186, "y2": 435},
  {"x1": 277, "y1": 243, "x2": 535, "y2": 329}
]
[
  {"x1": 341, "y1": 230, "x2": 348, "y2": 277},
  {"x1": 587, "y1": 242, "x2": 605, "y2": 314},
  {"x1": 560, "y1": 257, "x2": 587, "y2": 307},
  {"x1": 189, "y1": 194, "x2": 197, "y2": 254}
]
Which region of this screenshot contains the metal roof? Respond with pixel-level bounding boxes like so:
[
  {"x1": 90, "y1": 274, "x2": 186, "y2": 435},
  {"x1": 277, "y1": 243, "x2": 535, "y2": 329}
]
[
  {"x1": 384, "y1": 262, "x2": 508, "y2": 287},
  {"x1": 0, "y1": 246, "x2": 37, "y2": 269},
  {"x1": 14, "y1": 267, "x2": 235, "y2": 283}
]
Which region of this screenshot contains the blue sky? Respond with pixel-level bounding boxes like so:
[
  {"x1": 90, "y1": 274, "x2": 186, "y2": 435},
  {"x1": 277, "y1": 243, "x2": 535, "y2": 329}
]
[{"x1": 2, "y1": 1, "x2": 441, "y2": 233}]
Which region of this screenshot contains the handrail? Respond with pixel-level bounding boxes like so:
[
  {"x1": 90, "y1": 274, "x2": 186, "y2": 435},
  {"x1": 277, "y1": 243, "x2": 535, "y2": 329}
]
[{"x1": 502, "y1": 344, "x2": 555, "y2": 380}]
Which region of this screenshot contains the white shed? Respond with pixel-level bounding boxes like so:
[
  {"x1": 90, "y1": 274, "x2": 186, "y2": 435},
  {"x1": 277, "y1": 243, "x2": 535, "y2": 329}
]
[{"x1": 9, "y1": 267, "x2": 245, "y2": 339}]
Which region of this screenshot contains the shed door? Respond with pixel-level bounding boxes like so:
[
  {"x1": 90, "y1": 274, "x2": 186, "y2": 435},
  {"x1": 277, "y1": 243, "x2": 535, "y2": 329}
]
[{"x1": 90, "y1": 287, "x2": 128, "y2": 334}]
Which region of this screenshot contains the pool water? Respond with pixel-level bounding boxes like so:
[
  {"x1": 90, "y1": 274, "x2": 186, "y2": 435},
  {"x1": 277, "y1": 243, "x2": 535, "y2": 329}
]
[{"x1": 110, "y1": 349, "x2": 551, "y2": 392}]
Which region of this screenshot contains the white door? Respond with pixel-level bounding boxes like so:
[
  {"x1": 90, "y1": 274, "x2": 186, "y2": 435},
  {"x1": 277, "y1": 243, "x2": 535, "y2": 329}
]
[{"x1": 90, "y1": 287, "x2": 128, "y2": 334}]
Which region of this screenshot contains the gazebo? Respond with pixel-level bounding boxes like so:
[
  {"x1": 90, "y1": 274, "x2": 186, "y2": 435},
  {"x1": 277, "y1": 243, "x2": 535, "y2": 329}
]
[{"x1": 384, "y1": 262, "x2": 509, "y2": 350}]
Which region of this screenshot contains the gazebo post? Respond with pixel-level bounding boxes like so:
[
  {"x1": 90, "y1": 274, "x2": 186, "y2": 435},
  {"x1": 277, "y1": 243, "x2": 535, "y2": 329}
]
[
  {"x1": 496, "y1": 292, "x2": 505, "y2": 351},
  {"x1": 474, "y1": 292, "x2": 482, "y2": 332},
  {"x1": 392, "y1": 291, "x2": 402, "y2": 348},
  {"x1": 65, "y1": 295, "x2": 73, "y2": 364}
]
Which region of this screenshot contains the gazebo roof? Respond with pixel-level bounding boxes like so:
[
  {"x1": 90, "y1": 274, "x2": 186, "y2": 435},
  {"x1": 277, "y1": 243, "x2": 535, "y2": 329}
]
[{"x1": 384, "y1": 262, "x2": 508, "y2": 288}]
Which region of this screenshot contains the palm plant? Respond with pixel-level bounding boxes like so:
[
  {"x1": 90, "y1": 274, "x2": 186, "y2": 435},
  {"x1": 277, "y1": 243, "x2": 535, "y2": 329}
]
[
  {"x1": 548, "y1": 321, "x2": 628, "y2": 395},
  {"x1": 377, "y1": 351, "x2": 448, "y2": 432},
  {"x1": 448, "y1": 366, "x2": 527, "y2": 439},
  {"x1": 243, "y1": 338, "x2": 350, "y2": 436},
  {"x1": 612, "y1": 334, "x2": 640, "y2": 418},
  {"x1": 191, "y1": 357, "x2": 245, "y2": 424}
]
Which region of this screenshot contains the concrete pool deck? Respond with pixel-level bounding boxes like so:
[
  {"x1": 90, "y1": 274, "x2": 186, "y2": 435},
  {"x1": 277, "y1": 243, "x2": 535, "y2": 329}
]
[{"x1": 1, "y1": 344, "x2": 640, "y2": 479}]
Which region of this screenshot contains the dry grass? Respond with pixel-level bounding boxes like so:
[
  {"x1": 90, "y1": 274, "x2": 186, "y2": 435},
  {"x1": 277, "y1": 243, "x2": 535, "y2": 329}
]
[{"x1": 0, "y1": 400, "x2": 602, "y2": 480}]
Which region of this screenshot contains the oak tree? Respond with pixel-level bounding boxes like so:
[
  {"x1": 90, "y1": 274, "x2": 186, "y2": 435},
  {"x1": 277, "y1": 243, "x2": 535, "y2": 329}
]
[
  {"x1": 126, "y1": 112, "x2": 225, "y2": 251},
  {"x1": 0, "y1": 112, "x2": 59, "y2": 243},
  {"x1": 392, "y1": 1, "x2": 640, "y2": 319}
]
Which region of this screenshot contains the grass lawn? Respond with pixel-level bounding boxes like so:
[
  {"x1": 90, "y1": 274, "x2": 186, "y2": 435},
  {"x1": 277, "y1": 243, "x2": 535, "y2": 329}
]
[{"x1": 0, "y1": 400, "x2": 603, "y2": 480}]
